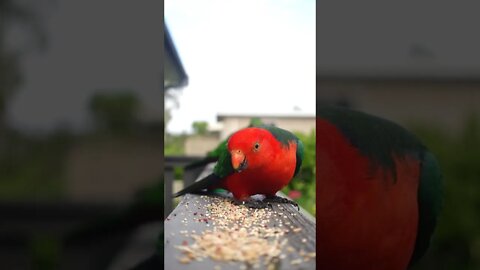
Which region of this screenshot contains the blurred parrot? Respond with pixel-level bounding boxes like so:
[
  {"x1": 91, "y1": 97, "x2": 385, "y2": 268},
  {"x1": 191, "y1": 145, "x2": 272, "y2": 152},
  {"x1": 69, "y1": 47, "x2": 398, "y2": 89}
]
[
  {"x1": 175, "y1": 124, "x2": 303, "y2": 207},
  {"x1": 316, "y1": 107, "x2": 443, "y2": 269}
]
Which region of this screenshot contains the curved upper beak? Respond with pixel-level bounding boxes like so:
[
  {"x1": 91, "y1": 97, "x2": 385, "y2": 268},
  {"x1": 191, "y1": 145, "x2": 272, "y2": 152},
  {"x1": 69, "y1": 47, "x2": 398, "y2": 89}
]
[{"x1": 231, "y1": 150, "x2": 247, "y2": 172}]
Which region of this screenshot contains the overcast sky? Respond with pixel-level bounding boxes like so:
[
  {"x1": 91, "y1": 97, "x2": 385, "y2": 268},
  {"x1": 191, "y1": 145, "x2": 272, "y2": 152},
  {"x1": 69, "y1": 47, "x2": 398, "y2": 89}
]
[
  {"x1": 165, "y1": 0, "x2": 316, "y2": 134},
  {"x1": 7, "y1": 0, "x2": 162, "y2": 134}
]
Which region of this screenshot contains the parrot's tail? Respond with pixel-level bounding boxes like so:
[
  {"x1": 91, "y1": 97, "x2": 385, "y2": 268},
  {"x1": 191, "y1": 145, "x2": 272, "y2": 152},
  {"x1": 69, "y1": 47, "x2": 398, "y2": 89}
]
[{"x1": 173, "y1": 174, "x2": 223, "y2": 197}]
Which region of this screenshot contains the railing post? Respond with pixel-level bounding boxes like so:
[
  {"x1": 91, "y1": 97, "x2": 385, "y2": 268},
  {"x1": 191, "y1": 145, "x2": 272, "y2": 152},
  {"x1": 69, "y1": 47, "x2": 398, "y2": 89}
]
[{"x1": 164, "y1": 166, "x2": 174, "y2": 219}]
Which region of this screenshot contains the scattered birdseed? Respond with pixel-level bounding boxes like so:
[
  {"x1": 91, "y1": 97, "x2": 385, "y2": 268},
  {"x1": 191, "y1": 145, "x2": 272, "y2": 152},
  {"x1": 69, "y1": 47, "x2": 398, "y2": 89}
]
[
  {"x1": 179, "y1": 256, "x2": 191, "y2": 264},
  {"x1": 303, "y1": 252, "x2": 316, "y2": 259},
  {"x1": 174, "y1": 196, "x2": 315, "y2": 267},
  {"x1": 291, "y1": 259, "x2": 302, "y2": 265},
  {"x1": 292, "y1": 227, "x2": 302, "y2": 233}
]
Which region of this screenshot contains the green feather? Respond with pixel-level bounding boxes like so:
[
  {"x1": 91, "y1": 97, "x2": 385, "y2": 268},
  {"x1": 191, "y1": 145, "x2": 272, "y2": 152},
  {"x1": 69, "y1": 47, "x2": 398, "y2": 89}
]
[
  {"x1": 409, "y1": 151, "x2": 443, "y2": 266},
  {"x1": 294, "y1": 139, "x2": 304, "y2": 177},
  {"x1": 212, "y1": 142, "x2": 234, "y2": 178}
]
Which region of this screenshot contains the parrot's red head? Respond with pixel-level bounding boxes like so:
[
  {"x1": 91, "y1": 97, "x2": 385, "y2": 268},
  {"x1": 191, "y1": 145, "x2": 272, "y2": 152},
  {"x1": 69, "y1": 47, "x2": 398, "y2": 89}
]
[{"x1": 227, "y1": 127, "x2": 277, "y2": 173}]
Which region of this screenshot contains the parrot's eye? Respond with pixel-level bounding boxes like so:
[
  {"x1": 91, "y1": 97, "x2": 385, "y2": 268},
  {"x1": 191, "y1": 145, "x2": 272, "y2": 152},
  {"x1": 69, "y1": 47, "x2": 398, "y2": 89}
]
[{"x1": 253, "y1": 142, "x2": 261, "y2": 152}]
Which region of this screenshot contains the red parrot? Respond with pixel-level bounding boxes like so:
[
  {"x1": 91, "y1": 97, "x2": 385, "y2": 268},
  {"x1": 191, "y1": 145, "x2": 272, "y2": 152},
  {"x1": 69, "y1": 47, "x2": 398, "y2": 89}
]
[
  {"x1": 316, "y1": 107, "x2": 443, "y2": 269},
  {"x1": 174, "y1": 125, "x2": 303, "y2": 206}
]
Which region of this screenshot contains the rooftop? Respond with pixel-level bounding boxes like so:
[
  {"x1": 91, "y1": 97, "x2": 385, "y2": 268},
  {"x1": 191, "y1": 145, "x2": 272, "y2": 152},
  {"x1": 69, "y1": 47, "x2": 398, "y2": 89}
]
[{"x1": 217, "y1": 112, "x2": 315, "y2": 121}]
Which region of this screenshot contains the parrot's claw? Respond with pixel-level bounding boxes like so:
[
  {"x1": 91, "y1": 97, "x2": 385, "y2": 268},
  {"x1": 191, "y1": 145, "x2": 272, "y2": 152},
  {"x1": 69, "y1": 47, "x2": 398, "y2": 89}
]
[{"x1": 264, "y1": 196, "x2": 300, "y2": 211}]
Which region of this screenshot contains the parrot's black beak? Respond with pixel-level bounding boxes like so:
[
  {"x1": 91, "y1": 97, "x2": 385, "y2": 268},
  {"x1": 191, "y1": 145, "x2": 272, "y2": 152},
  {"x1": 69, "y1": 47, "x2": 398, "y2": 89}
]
[{"x1": 235, "y1": 158, "x2": 248, "y2": 173}]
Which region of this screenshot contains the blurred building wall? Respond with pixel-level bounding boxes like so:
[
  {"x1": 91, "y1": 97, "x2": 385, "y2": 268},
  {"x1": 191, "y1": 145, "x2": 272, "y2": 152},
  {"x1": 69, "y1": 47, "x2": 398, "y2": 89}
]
[
  {"x1": 184, "y1": 135, "x2": 220, "y2": 156},
  {"x1": 65, "y1": 138, "x2": 162, "y2": 204},
  {"x1": 218, "y1": 115, "x2": 316, "y2": 140}
]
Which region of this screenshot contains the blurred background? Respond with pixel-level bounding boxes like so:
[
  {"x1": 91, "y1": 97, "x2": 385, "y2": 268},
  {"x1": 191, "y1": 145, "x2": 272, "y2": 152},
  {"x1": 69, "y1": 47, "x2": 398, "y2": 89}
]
[
  {"x1": 2, "y1": 0, "x2": 478, "y2": 269},
  {"x1": 0, "y1": 1, "x2": 163, "y2": 269},
  {"x1": 318, "y1": 1, "x2": 480, "y2": 269},
  {"x1": 164, "y1": 0, "x2": 317, "y2": 219}
]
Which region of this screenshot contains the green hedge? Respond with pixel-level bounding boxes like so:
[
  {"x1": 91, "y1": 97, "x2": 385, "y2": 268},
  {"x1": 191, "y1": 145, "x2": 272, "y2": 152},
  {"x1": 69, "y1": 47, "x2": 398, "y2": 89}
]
[{"x1": 409, "y1": 114, "x2": 480, "y2": 269}]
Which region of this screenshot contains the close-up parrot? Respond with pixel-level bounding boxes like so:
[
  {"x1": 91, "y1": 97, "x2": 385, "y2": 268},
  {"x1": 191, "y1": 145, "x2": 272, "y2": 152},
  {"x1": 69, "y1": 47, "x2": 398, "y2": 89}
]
[
  {"x1": 174, "y1": 124, "x2": 304, "y2": 207},
  {"x1": 316, "y1": 107, "x2": 443, "y2": 269}
]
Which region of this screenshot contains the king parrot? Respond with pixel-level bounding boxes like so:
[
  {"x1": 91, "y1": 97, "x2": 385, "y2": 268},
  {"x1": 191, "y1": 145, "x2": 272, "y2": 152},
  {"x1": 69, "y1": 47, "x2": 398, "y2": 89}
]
[
  {"x1": 174, "y1": 124, "x2": 304, "y2": 205},
  {"x1": 316, "y1": 107, "x2": 443, "y2": 269}
]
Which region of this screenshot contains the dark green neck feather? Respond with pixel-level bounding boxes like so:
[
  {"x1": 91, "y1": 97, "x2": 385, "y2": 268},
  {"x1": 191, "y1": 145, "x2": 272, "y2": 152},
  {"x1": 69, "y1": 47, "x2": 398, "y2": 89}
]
[{"x1": 257, "y1": 125, "x2": 296, "y2": 148}]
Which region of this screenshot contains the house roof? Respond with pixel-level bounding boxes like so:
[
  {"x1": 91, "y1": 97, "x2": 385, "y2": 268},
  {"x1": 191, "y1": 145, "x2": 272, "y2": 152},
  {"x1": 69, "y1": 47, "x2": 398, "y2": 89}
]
[
  {"x1": 317, "y1": 1, "x2": 480, "y2": 79},
  {"x1": 217, "y1": 112, "x2": 315, "y2": 121},
  {"x1": 164, "y1": 25, "x2": 188, "y2": 90}
]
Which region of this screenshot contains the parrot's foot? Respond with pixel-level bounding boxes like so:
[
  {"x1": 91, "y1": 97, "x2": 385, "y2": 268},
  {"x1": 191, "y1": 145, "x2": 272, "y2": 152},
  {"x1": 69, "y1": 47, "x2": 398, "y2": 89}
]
[
  {"x1": 230, "y1": 198, "x2": 272, "y2": 209},
  {"x1": 264, "y1": 196, "x2": 300, "y2": 211}
]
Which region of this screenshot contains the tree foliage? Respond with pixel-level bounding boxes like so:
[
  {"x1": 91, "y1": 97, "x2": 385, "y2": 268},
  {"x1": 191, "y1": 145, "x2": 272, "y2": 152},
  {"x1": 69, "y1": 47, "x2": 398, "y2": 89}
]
[
  {"x1": 192, "y1": 121, "x2": 208, "y2": 135},
  {"x1": 409, "y1": 114, "x2": 480, "y2": 269},
  {"x1": 89, "y1": 91, "x2": 140, "y2": 134},
  {"x1": 0, "y1": 0, "x2": 46, "y2": 121}
]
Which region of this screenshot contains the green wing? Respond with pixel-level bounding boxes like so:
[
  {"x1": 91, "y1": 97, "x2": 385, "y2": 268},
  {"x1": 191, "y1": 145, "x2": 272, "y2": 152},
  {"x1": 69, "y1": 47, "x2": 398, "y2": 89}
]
[
  {"x1": 294, "y1": 139, "x2": 304, "y2": 177},
  {"x1": 212, "y1": 141, "x2": 234, "y2": 178},
  {"x1": 175, "y1": 138, "x2": 233, "y2": 197},
  {"x1": 409, "y1": 151, "x2": 443, "y2": 266}
]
